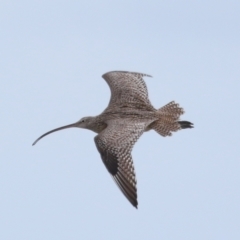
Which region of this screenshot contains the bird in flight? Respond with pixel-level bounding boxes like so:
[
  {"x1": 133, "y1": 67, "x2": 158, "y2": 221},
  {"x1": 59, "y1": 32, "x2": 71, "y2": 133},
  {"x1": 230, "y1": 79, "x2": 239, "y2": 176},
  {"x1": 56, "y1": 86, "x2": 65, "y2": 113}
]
[{"x1": 33, "y1": 71, "x2": 193, "y2": 208}]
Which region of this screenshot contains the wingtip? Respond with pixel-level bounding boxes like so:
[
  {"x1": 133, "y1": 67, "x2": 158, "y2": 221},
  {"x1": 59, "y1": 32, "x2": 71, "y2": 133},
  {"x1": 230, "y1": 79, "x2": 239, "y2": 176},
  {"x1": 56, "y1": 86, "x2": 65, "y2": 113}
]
[
  {"x1": 132, "y1": 200, "x2": 138, "y2": 209},
  {"x1": 102, "y1": 71, "x2": 152, "y2": 79}
]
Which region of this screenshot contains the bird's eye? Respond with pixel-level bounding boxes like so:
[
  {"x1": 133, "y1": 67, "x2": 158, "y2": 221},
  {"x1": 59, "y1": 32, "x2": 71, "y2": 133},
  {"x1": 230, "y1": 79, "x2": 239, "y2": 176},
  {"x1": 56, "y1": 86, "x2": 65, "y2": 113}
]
[{"x1": 82, "y1": 119, "x2": 85, "y2": 123}]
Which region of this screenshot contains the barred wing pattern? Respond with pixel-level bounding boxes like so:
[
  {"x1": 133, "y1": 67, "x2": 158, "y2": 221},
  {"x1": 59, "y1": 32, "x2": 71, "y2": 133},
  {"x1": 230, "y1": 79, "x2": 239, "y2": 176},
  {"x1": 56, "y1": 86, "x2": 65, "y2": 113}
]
[
  {"x1": 102, "y1": 71, "x2": 153, "y2": 108},
  {"x1": 94, "y1": 119, "x2": 150, "y2": 208}
]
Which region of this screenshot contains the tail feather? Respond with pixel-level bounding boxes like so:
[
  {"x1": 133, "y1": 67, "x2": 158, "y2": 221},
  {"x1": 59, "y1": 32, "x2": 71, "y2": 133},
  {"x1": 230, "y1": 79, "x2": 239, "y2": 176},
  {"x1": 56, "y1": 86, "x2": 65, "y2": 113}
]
[
  {"x1": 178, "y1": 121, "x2": 194, "y2": 129},
  {"x1": 150, "y1": 101, "x2": 193, "y2": 137}
]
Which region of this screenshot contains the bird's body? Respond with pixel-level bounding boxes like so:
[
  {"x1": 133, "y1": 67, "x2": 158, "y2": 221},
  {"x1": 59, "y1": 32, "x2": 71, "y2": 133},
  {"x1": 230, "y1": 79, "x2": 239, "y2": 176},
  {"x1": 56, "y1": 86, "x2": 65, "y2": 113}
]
[{"x1": 33, "y1": 71, "x2": 193, "y2": 208}]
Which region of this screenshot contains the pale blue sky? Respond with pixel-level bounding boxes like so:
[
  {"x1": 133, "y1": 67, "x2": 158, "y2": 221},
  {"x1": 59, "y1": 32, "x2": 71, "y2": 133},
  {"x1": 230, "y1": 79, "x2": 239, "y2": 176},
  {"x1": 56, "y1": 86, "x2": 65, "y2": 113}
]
[{"x1": 1, "y1": 1, "x2": 240, "y2": 239}]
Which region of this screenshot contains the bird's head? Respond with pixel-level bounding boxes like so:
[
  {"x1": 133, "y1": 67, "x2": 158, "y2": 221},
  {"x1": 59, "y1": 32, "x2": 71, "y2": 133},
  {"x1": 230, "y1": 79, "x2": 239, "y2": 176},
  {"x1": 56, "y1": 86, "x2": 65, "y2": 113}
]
[{"x1": 75, "y1": 116, "x2": 95, "y2": 129}]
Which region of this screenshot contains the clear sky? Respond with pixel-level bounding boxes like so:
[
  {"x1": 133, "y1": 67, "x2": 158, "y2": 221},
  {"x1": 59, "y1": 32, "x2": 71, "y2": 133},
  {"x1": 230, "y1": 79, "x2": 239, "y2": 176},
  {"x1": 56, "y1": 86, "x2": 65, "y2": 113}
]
[{"x1": 1, "y1": 1, "x2": 240, "y2": 239}]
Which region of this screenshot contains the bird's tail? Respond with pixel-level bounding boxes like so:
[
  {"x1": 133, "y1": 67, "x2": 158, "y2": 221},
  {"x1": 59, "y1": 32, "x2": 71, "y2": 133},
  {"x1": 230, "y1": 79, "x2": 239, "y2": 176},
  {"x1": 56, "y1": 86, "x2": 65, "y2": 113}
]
[{"x1": 150, "y1": 101, "x2": 193, "y2": 137}]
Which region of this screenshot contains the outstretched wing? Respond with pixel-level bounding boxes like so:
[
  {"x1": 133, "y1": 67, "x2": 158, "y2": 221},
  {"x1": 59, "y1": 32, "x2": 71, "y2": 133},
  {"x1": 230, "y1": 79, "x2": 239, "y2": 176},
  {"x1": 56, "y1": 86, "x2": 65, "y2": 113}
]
[
  {"x1": 94, "y1": 118, "x2": 150, "y2": 208},
  {"x1": 102, "y1": 71, "x2": 152, "y2": 109}
]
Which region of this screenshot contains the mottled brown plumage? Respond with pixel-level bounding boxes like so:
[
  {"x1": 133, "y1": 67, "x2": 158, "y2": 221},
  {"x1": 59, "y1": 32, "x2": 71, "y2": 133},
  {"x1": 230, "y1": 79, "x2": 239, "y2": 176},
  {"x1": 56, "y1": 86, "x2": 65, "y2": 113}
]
[{"x1": 33, "y1": 71, "x2": 193, "y2": 208}]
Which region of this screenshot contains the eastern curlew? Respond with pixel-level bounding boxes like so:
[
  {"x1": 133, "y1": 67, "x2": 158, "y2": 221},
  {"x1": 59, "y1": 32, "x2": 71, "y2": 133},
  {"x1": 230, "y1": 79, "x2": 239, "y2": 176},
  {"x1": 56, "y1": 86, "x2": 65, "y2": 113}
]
[{"x1": 33, "y1": 71, "x2": 193, "y2": 208}]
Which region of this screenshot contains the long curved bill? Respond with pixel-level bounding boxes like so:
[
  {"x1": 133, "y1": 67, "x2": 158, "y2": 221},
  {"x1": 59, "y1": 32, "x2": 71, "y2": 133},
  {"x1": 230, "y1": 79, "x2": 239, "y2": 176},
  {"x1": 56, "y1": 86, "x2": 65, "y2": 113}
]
[{"x1": 32, "y1": 123, "x2": 77, "y2": 146}]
